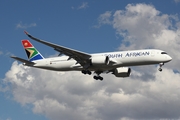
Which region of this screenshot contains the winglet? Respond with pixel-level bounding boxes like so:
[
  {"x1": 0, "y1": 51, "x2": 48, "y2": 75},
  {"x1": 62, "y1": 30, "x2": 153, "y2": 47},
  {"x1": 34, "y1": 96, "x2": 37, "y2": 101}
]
[
  {"x1": 24, "y1": 31, "x2": 41, "y2": 42},
  {"x1": 24, "y1": 31, "x2": 32, "y2": 38},
  {"x1": 24, "y1": 30, "x2": 28, "y2": 35}
]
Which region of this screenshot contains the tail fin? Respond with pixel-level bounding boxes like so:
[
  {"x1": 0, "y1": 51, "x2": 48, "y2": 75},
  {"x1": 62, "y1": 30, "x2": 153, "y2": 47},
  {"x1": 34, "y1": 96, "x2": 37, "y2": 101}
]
[{"x1": 22, "y1": 40, "x2": 44, "y2": 61}]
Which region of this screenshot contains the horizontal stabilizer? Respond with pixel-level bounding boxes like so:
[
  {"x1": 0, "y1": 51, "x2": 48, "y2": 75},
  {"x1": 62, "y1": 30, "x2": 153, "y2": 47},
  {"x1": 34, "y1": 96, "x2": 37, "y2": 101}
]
[{"x1": 11, "y1": 56, "x2": 35, "y2": 65}]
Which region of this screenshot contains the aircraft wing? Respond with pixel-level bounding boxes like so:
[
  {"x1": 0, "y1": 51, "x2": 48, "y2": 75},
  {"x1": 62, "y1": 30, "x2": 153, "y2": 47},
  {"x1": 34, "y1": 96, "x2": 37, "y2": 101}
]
[
  {"x1": 11, "y1": 56, "x2": 35, "y2": 65},
  {"x1": 24, "y1": 31, "x2": 91, "y2": 66}
]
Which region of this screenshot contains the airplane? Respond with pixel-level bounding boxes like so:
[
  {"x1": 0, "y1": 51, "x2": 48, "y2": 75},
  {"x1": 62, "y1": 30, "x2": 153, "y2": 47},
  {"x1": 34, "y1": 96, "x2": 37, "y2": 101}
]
[{"x1": 11, "y1": 31, "x2": 172, "y2": 80}]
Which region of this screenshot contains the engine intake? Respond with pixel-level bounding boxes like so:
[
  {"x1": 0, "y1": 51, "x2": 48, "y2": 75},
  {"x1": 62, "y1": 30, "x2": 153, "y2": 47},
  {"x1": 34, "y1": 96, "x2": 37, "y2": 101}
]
[
  {"x1": 113, "y1": 67, "x2": 131, "y2": 77},
  {"x1": 91, "y1": 56, "x2": 109, "y2": 66}
]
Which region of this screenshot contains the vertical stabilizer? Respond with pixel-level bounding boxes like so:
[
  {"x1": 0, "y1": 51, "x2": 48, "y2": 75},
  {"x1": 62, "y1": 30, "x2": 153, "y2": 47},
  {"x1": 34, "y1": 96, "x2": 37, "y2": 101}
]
[{"x1": 22, "y1": 40, "x2": 44, "y2": 61}]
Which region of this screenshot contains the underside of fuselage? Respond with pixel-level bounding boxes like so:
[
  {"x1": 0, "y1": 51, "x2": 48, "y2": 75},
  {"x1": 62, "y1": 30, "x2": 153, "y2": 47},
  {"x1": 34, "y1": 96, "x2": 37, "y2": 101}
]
[{"x1": 30, "y1": 59, "x2": 162, "y2": 72}]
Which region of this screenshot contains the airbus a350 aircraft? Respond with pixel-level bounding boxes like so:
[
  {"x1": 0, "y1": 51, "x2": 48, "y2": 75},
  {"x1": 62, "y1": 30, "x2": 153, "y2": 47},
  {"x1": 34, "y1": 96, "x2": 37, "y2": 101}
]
[{"x1": 11, "y1": 31, "x2": 172, "y2": 80}]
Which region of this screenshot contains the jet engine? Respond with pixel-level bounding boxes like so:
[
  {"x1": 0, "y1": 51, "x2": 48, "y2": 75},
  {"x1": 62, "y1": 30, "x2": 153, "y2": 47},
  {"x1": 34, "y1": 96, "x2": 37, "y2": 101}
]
[
  {"x1": 91, "y1": 56, "x2": 109, "y2": 65},
  {"x1": 113, "y1": 67, "x2": 131, "y2": 77}
]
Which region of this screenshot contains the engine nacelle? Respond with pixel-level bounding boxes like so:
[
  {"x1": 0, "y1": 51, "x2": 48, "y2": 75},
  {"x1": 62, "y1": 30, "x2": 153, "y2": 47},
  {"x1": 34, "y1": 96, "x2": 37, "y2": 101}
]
[
  {"x1": 113, "y1": 67, "x2": 131, "y2": 77},
  {"x1": 91, "y1": 56, "x2": 109, "y2": 65}
]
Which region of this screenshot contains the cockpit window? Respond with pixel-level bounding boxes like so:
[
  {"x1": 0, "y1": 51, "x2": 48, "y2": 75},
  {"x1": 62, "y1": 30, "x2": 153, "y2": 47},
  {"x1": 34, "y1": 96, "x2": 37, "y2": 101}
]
[{"x1": 161, "y1": 52, "x2": 167, "y2": 54}]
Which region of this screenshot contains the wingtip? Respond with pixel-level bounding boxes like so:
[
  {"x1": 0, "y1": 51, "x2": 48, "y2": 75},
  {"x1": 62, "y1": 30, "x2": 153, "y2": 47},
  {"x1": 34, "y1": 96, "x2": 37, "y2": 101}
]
[
  {"x1": 24, "y1": 30, "x2": 28, "y2": 35},
  {"x1": 10, "y1": 56, "x2": 16, "y2": 58},
  {"x1": 24, "y1": 30, "x2": 32, "y2": 38}
]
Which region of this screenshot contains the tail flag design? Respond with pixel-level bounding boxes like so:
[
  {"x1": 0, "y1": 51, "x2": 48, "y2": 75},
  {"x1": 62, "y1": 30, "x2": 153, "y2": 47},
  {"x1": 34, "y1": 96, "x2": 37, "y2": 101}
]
[{"x1": 22, "y1": 40, "x2": 44, "y2": 61}]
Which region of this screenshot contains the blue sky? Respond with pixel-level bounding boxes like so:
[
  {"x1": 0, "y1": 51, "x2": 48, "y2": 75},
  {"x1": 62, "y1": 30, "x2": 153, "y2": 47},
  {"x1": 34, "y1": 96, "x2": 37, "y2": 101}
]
[{"x1": 1, "y1": 0, "x2": 180, "y2": 120}]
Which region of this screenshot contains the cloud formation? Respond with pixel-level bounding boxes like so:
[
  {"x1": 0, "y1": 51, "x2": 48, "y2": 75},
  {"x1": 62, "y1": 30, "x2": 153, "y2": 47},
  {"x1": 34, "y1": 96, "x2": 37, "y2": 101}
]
[
  {"x1": 94, "y1": 11, "x2": 112, "y2": 28},
  {"x1": 16, "y1": 22, "x2": 37, "y2": 29},
  {"x1": 174, "y1": 0, "x2": 180, "y2": 3},
  {"x1": 98, "y1": 3, "x2": 180, "y2": 71},
  {"x1": 78, "y1": 2, "x2": 89, "y2": 9},
  {"x1": 4, "y1": 3, "x2": 180, "y2": 120},
  {"x1": 0, "y1": 51, "x2": 3, "y2": 55}
]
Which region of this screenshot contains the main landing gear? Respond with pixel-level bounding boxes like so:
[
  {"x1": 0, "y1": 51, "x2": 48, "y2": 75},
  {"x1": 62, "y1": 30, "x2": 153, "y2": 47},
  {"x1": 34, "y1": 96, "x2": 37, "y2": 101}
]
[
  {"x1": 81, "y1": 70, "x2": 104, "y2": 81},
  {"x1": 81, "y1": 70, "x2": 92, "y2": 75},
  {"x1": 93, "y1": 75, "x2": 103, "y2": 81},
  {"x1": 93, "y1": 71, "x2": 103, "y2": 81},
  {"x1": 158, "y1": 63, "x2": 164, "y2": 72}
]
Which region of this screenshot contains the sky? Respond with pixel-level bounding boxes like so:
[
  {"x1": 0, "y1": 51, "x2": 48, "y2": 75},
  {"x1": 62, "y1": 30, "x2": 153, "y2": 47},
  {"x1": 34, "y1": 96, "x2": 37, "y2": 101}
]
[{"x1": 1, "y1": 0, "x2": 180, "y2": 120}]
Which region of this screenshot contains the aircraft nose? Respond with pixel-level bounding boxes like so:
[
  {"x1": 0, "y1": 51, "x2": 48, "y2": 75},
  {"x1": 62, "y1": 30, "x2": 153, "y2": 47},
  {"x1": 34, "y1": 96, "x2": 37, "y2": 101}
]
[{"x1": 167, "y1": 55, "x2": 172, "y2": 62}]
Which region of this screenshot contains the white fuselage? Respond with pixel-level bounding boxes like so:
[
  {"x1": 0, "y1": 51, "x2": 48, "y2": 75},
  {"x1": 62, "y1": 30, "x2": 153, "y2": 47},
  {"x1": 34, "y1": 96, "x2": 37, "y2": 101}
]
[{"x1": 30, "y1": 49, "x2": 172, "y2": 71}]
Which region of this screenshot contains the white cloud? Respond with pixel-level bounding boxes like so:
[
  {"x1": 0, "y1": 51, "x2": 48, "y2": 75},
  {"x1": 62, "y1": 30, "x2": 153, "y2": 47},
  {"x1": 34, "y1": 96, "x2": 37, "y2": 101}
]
[
  {"x1": 174, "y1": 0, "x2": 180, "y2": 3},
  {"x1": 16, "y1": 21, "x2": 37, "y2": 29},
  {"x1": 0, "y1": 51, "x2": 3, "y2": 55},
  {"x1": 3, "y1": 3, "x2": 180, "y2": 120},
  {"x1": 72, "y1": 2, "x2": 89, "y2": 10},
  {"x1": 4, "y1": 61, "x2": 180, "y2": 120},
  {"x1": 6, "y1": 118, "x2": 11, "y2": 120},
  {"x1": 78, "y1": 2, "x2": 88, "y2": 9},
  {"x1": 98, "y1": 3, "x2": 180, "y2": 71},
  {"x1": 94, "y1": 11, "x2": 112, "y2": 28}
]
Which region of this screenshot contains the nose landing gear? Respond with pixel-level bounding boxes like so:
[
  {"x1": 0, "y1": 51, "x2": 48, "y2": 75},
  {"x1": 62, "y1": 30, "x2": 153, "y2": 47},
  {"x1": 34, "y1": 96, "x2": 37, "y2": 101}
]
[{"x1": 158, "y1": 63, "x2": 164, "y2": 72}]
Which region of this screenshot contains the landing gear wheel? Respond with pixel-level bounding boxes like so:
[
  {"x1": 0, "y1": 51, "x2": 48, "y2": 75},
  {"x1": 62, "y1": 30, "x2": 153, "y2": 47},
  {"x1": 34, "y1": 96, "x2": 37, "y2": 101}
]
[
  {"x1": 93, "y1": 76, "x2": 103, "y2": 81},
  {"x1": 81, "y1": 70, "x2": 91, "y2": 75},
  {"x1": 82, "y1": 70, "x2": 86, "y2": 74},
  {"x1": 158, "y1": 68, "x2": 162, "y2": 72},
  {"x1": 158, "y1": 63, "x2": 164, "y2": 72},
  {"x1": 99, "y1": 76, "x2": 103, "y2": 81},
  {"x1": 87, "y1": 71, "x2": 92, "y2": 75},
  {"x1": 93, "y1": 76, "x2": 98, "y2": 80}
]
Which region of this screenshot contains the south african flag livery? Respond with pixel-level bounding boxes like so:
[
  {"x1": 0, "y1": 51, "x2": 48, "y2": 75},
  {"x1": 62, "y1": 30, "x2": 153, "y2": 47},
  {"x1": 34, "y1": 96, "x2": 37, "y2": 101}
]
[{"x1": 22, "y1": 40, "x2": 44, "y2": 61}]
